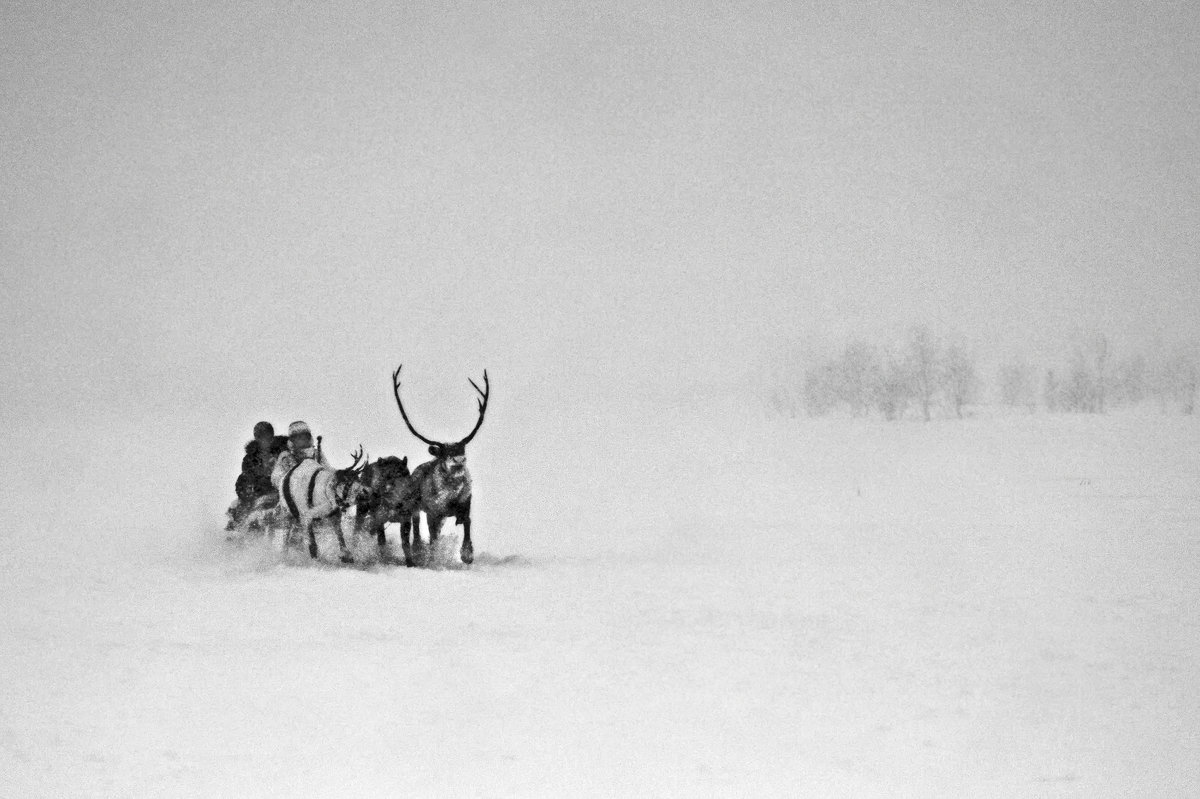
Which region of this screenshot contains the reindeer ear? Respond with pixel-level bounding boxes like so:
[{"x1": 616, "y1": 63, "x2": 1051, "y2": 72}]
[
  {"x1": 428, "y1": 445, "x2": 442, "y2": 457},
  {"x1": 401, "y1": 456, "x2": 408, "y2": 466}
]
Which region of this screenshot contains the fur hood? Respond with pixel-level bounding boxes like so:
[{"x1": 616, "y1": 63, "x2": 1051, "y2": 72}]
[{"x1": 244, "y1": 436, "x2": 289, "y2": 457}]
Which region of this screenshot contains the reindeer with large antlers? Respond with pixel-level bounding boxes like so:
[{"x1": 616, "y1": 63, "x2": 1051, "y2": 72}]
[
  {"x1": 272, "y1": 445, "x2": 370, "y2": 563},
  {"x1": 391, "y1": 365, "x2": 489, "y2": 566}
]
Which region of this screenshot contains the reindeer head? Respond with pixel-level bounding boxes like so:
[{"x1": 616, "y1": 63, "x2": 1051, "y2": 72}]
[
  {"x1": 361, "y1": 455, "x2": 410, "y2": 504},
  {"x1": 364, "y1": 455, "x2": 410, "y2": 488},
  {"x1": 333, "y1": 445, "x2": 370, "y2": 506},
  {"x1": 391, "y1": 365, "x2": 489, "y2": 478}
]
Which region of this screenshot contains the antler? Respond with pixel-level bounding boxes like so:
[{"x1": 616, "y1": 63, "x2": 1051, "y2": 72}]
[
  {"x1": 458, "y1": 370, "x2": 490, "y2": 446},
  {"x1": 392, "y1": 365, "x2": 438, "y2": 446},
  {"x1": 345, "y1": 445, "x2": 367, "y2": 474}
]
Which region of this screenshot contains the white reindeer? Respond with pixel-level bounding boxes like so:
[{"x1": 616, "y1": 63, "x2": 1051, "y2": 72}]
[{"x1": 272, "y1": 446, "x2": 368, "y2": 563}]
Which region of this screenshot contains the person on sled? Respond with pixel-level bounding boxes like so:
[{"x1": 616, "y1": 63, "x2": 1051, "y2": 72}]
[
  {"x1": 269, "y1": 421, "x2": 333, "y2": 538},
  {"x1": 226, "y1": 421, "x2": 289, "y2": 530},
  {"x1": 271, "y1": 420, "x2": 331, "y2": 482}
]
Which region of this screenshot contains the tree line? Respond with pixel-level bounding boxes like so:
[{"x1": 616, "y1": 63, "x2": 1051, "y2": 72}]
[{"x1": 767, "y1": 328, "x2": 1199, "y2": 421}]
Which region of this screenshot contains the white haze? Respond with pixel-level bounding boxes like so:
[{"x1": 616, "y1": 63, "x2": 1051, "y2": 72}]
[{"x1": 4, "y1": 1, "x2": 1199, "y2": 429}]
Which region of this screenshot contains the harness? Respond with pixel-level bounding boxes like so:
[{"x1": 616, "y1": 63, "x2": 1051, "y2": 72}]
[
  {"x1": 307, "y1": 470, "x2": 321, "y2": 507},
  {"x1": 336, "y1": 475, "x2": 359, "y2": 511},
  {"x1": 282, "y1": 463, "x2": 303, "y2": 520},
  {"x1": 283, "y1": 460, "x2": 355, "y2": 521}
]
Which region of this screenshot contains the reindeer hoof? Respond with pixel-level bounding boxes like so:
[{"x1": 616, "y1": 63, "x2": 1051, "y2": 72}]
[
  {"x1": 308, "y1": 544, "x2": 319, "y2": 559},
  {"x1": 340, "y1": 554, "x2": 354, "y2": 564},
  {"x1": 461, "y1": 548, "x2": 474, "y2": 565}
]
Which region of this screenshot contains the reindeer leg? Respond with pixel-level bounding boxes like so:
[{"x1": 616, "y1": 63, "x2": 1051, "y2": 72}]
[
  {"x1": 335, "y1": 513, "x2": 353, "y2": 564},
  {"x1": 427, "y1": 515, "x2": 444, "y2": 566},
  {"x1": 372, "y1": 511, "x2": 397, "y2": 564},
  {"x1": 399, "y1": 515, "x2": 414, "y2": 567},
  {"x1": 411, "y1": 512, "x2": 424, "y2": 564},
  {"x1": 460, "y1": 515, "x2": 474, "y2": 565},
  {"x1": 375, "y1": 512, "x2": 388, "y2": 550},
  {"x1": 306, "y1": 520, "x2": 318, "y2": 559},
  {"x1": 281, "y1": 517, "x2": 297, "y2": 550}
]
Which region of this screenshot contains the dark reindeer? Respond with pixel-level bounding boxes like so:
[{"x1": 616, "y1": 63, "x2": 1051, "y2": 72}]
[
  {"x1": 276, "y1": 446, "x2": 369, "y2": 563},
  {"x1": 391, "y1": 364, "x2": 489, "y2": 566},
  {"x1": 353, "y1": 455, "x2": 418, "y2": 563}
]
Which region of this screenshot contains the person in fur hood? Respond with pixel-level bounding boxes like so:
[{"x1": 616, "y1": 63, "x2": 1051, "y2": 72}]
[{"x1": 226, "y1": 421, "x2": 289, "y2": 528}]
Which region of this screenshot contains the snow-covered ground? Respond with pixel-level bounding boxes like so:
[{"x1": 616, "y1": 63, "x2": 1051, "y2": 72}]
[{"x1": 2, "y1": 398, "x2": 1198, "y2": 797}]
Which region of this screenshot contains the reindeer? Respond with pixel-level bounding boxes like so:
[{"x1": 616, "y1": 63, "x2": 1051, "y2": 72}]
[
  {"x1": 274, "y1": 446, "x2": 369, "y2": 563},
  {"x1": 391, "y1": 364, "x2": 489, "y2": 566},
  {"x1": 353, "y1": 455, "x2": 419, "y2": 563}
]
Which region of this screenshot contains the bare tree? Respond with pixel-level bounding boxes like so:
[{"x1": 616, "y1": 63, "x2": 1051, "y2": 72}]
[
  {"x1": 1091, "y1": 334, "x2": 1111, "y2": 413},
  {"x1": 1043, "y1": 368, "x2": 1060, "y2": 412},
  {"x1": 1183, "y1": 349, "x2": 1199, "y2": 415},
  {"x1": 873, "y1": 346, "x2": 913, "y2": 420},
  {"x1": 1055, "y1": 334, "x2": 1113, "y2": 414},
  {"x1": 839, "y1": 339, "x2": 881, "y2": 417},
  {"x1": 906, "y1": 325, "x2": 941, "y2": 421},
  {"x1": 800, "y1": 360, "x2": 840, "y2": 417},
  {"x1": 942, "y1": 343, "x2": 978, "y2": 419},
  {"x1": 1148, "y1": 342, "x2": 1176, "y2": 413},
  {"x1": 1062, "y1": 346, "x2": 1097, "y2": 413},
  {"x1": 1163, "y1": 342, "x2": 1200, "y2": 414},
  {"x1": 1112, "y1": 352, "x2": 1146, "y2": 407}
]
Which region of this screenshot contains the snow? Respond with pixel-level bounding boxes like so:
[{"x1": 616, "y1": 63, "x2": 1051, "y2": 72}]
[{"x1": 2, "y1": 398, "x2": 1198, "y2": 796}]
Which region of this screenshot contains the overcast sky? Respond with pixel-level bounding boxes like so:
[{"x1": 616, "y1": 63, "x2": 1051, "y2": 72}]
[{"x1": 4, "y1": 0, "x2": 1198, "y2": 439}]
